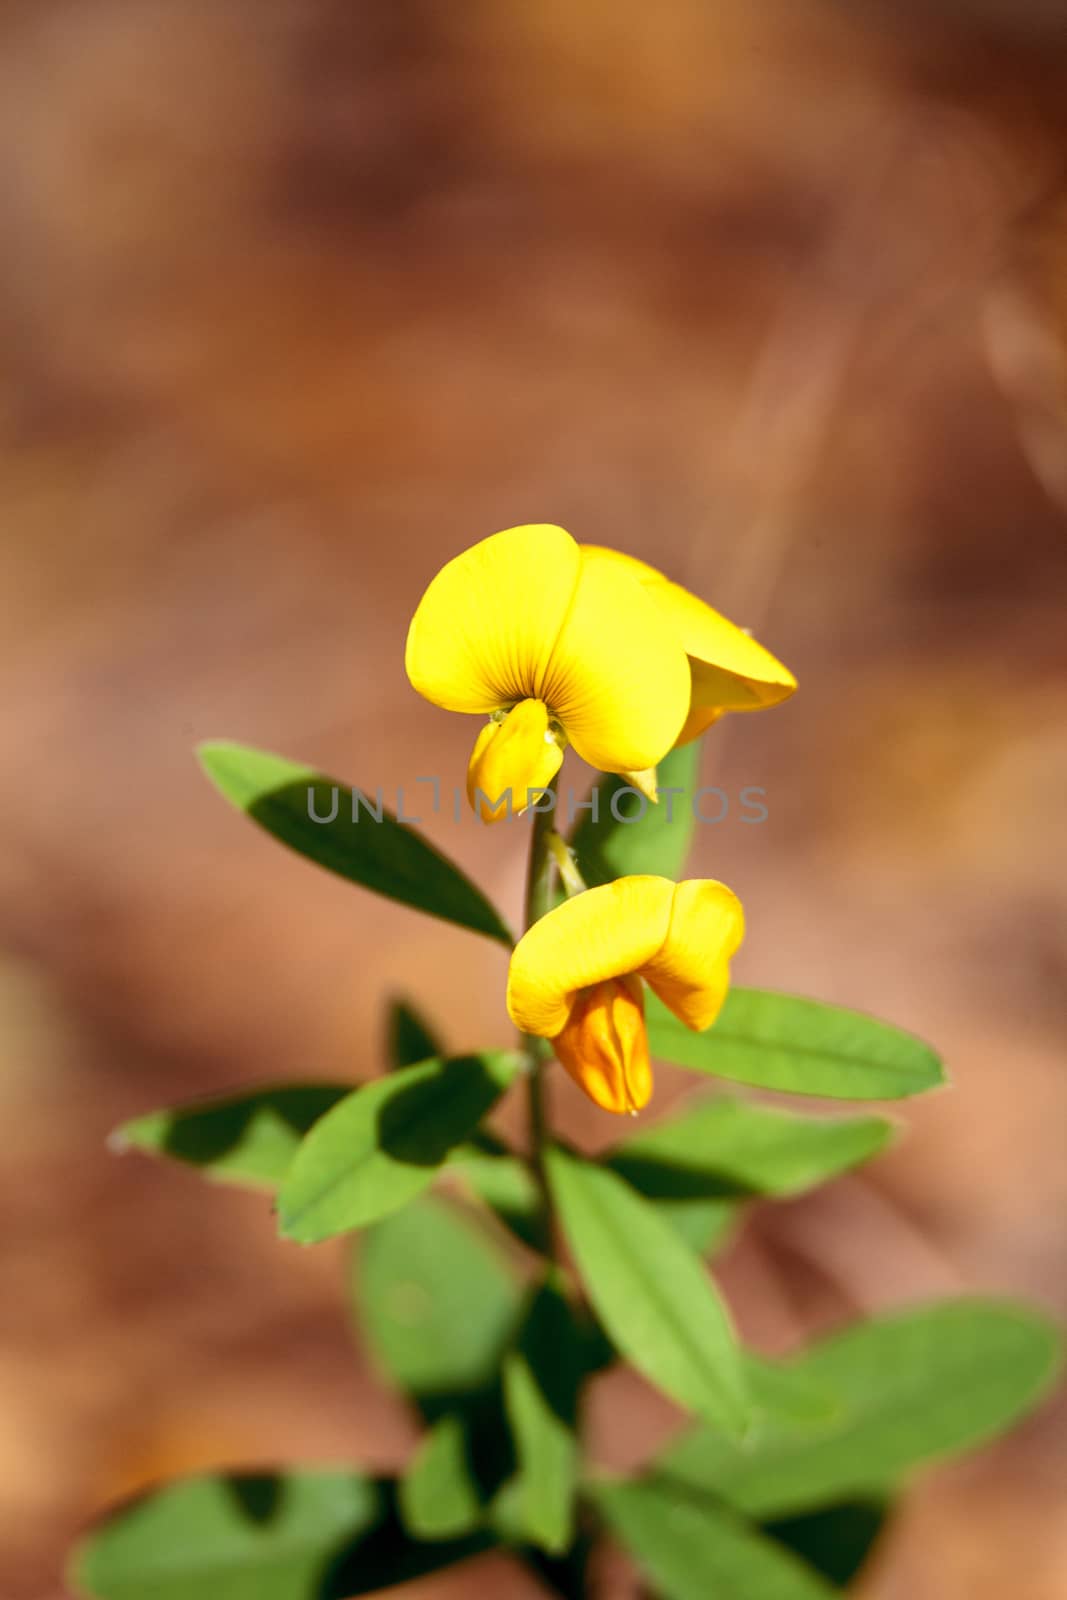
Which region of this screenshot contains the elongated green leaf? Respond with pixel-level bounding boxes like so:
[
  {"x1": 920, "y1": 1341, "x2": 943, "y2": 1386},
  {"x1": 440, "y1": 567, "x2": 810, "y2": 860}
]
[
  {"x1": 744, "y1": 1355, "x2": 837, "y2": 1429},
  {"x1": 399, "y1": 1416, "x2": 483, "y2": 1541},
  {"x1": 198, "y1": 742, "x2": 512, "y2": 946},
  {"x1": 607, "y1": 1094, "x2": 893, "y2": 1202},
  {"x1": 113, "y1": 1085, "x2": 348, "y2": 1191},
  {"x1": 659, "y1": 1298, "x2": 1062, "y2": 1518},
  {"x1": 544, "y1": 1146, "x2": 749, "y2": 1437},
  {"x1": 592, "y1": 1477, "x2": 838, "y2": 1600},
  {"x1": 568, "y1": 743, "x2": 701, "y2": 888},
  {"x1": 502, "y1": 1279, "x2": 583, "y2": 1555},
  {"x1": 386, "y1": 997, "x2": 444, "y2": 1070},
  {"x1": 647, "y1": 988, "x2": 944, "y2": 1100},
  {"x1": 278, "y1": 1052, "x2": 521, "y2": 1243},
  {"x1": 70, "y1": 1470, "x2": 490, "y2": 1600},
  {"x1": 355, "y1": 1195, "x2": 522, "y2": 1407}
]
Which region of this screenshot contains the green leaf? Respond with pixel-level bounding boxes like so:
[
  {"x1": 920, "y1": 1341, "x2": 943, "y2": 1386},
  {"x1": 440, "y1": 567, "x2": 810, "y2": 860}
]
[
  {"x1": 544, "y1": 1146, "x2": 749, "y2": 1438},
  {"x1": 447, "y1": 1137, "x2": 545, "y2": 1250},
  {"x1": 607, "y1": 1094, "x2": 893, "y2": 1203},
  {"x1": 386, "y1": 997, "x2": 444, "y2": 1070},
  {"x1": 355, "y1": 1195, "x2": 522, "y2": 1407},
  {"x1": 399, "y1": 1416, "x2": 483, "y2": 1541},
  {"x1": 113, "y1": 1085, "x2": 348, "y2": 1191},
  {"x1": 658, "y1": 1298, "x2": 1063, "y2": 1518},
  {"x1": 278, "y1": 1052, "x2": 522, "y2": 1243},
  {"x1": 647, "y1": 988, "x2": 945, "y2": 1100},
  {"x1": 591, "y1": 1477, "x2": 838, "y2": 1600},
  {"x1": 744, "y1": 1354, "x2": 838, "y2": 1430},
  {"x1": 502, "y1": 1279, "x2": 583, "y2": 1554},
  {"x1": 649, "y1": 1196, "x2": 741, "y2": 1256},
  {"x1": 568, "y1": 742, "x2": 700, "y2": 888},
  {"x1": 70, "y1": 1470, "x2": 491, "y2": 1600},
  {"x1": 198, "y1": 741, "x2": 513, "y2": 946}
]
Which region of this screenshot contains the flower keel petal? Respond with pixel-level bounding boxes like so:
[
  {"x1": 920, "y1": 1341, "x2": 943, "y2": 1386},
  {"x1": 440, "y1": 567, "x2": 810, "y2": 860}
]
[
  {"x1": 542, "y1": 553, "x2": 690, "y2": 774},
  {"x1": 553, "y1": 976, "x2": 652, "y2": 1114},
  {"x1": 466, "y1": 699, "x2": 563, "y2": 824}
]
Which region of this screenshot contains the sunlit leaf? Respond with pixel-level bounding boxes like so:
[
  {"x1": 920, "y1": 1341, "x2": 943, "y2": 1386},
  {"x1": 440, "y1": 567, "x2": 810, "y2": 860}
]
[
  {"x1": 592, "y1": 1477, "x2": 838, "y2": 1600},
  {"x1": 502, "y1": 1278, "x2": 583, "y2": 1554},
  {"x1": 278, "y1": 1052, "x2": 522, "y2": 1243},
  {"x1": 658, "y1": 1298, "x2": 1062, "y2": 1518},
  {"x1": 398, "y1": 1416, "x2": 483, "y2": 1541},
  {"x1": 355, "y1": 1195, "x2": 522, "y2": 1409},
  {"x1": 744, "y1": 1355, "x2": 837, "y2": 1430},
  {"x1": 544, "y1": 1146, "x2": 749, "y2": 1438},
  {"x1": 198, "y1": 742, "x2": 513, "y2": 946},
  {"x1": 568, "y1": 742, "x2": 701, "y2": 888},
  {"x1": 607, "y1": 1094, "x2": 893, "y2": 1202},
  {"x1": 70, "y1": 1470, "x2": 491, "y2": 1600},
  {"x1": 647, "y1": 989, "x2": 944, "y2": 1100},
  {"x1": 113, "y1": 1086, "x2": 347, "y2": 1191}
]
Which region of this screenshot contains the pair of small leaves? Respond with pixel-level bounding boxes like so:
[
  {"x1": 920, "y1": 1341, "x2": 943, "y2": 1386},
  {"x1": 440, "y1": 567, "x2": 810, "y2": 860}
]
[
  {"x1": 590, "y1": 1296, "x2": 1063, "y2": 1598},
  {"x1": 355, "y1": 1195, "x2": 588, "y2": 1557},
  {"x1": 117, "y1": 1049, "x2": 522, "y2": 1244},
  {"x1": 655, "y1": 1296, "x2": 1063, "y2": 1520},
  {"x1": 70, "y1": 1470, "x2": 491, "y2": 1600}
]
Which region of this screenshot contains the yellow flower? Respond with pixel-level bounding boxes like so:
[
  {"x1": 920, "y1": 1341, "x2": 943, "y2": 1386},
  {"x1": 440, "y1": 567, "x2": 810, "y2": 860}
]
[
  {"x1": 406, "y1": 525, "x2": 691, "y2": 822},
  {"x1": 507, "y1": 875, "x2": 744, "y2": 1114},
  {"x1": 580, "y1": 547, "x2": 796, "y2": 786}
]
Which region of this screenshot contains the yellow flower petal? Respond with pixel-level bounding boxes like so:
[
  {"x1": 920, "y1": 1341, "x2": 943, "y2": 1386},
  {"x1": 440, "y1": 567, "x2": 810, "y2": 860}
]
[
  {"x1": 507, "y1": 876, "x2": 676, "y2": 1038},
  {"x1": 673, "y1": 705, "x2": 724, "y2": 749},
  {"x1": 642, "y1": 879, "x2": 744, "y2": 1030},
  {"x1": 540, "y1": 551, "x2": 690, "y2": 773},
  {"x1": 406, "y1": 524, "x2": 581, "y2": 714},
  {"x1": 466, "y1": 699, "x2": 564, "y2": 824},
  {"x1": 581, "y1": 545, "x2": 796, "y2": 715},
  {"x1": 552, "y1": 976, "x2": 652, "y2": 1114}
]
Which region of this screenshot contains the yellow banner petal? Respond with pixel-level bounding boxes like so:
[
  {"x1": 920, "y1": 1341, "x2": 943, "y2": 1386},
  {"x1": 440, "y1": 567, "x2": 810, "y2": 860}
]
[
  {"x1": 542, "y1": 553, "x2": 690, "y2": 774},
  {"x1": 507, "y1": 876, "x2": 676, "y2": 1038},
  {"x1": 406, "y1": 524, "x2": 581, "y2": 714}
]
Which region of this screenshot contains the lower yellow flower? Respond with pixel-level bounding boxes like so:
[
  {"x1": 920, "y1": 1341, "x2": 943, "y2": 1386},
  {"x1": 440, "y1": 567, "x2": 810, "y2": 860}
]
[{"x1": 507, "y1": 875, "x2": 744, "y2": 1114}]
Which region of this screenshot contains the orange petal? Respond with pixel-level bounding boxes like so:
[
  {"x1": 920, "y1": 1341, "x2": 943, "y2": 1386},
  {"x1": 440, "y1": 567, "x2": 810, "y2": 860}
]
[{"x1": 552, "y1": 976, "x2": 652, "y2": 1114}]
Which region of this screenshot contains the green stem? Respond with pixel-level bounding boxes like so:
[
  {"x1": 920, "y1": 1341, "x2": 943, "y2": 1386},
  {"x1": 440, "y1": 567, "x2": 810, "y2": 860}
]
[{"x1": 523, "y1": 776, "x2": 561, "y2": 1257}]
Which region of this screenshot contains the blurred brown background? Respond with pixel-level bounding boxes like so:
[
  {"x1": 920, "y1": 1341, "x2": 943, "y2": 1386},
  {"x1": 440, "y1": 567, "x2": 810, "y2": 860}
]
[{"x1": 1, "y1": 2, "x2": 1066, "y2": 1596}]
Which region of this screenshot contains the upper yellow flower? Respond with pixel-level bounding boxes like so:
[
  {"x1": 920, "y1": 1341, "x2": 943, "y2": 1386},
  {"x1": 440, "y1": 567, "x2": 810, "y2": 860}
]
[
  {"x1": 507, "y1": 874, "x2": 744, "y2": 1114},
  {"x1": 405, "y1": 525, "x2": 691, "y2": 821},
  {"x1": 580, "y1": 546, "x2": 797, "y2": 758}
]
